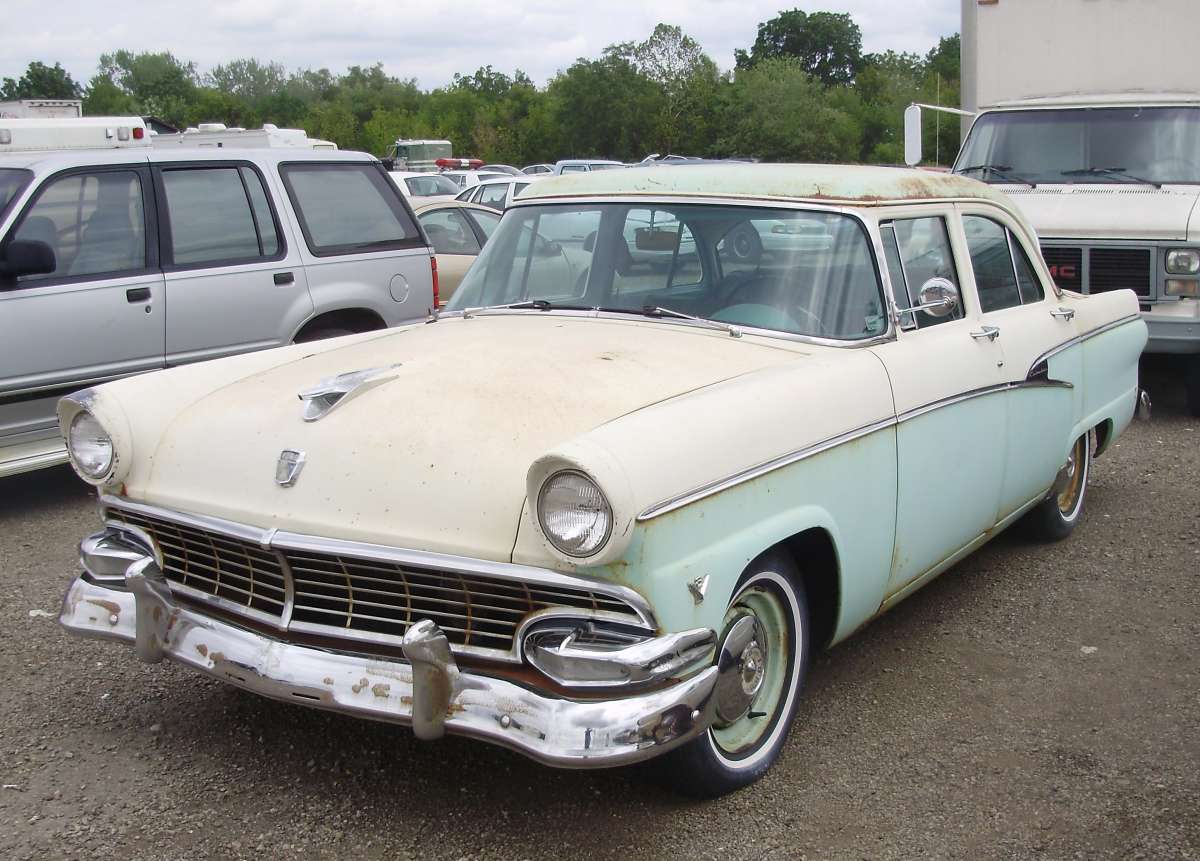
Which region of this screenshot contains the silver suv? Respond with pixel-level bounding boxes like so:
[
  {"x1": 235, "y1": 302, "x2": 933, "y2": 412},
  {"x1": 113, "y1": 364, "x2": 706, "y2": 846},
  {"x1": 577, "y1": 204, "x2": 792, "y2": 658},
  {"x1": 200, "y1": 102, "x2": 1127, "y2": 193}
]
[{"x1": 0, "y1": 148, "x2": 436, "y2": 477}]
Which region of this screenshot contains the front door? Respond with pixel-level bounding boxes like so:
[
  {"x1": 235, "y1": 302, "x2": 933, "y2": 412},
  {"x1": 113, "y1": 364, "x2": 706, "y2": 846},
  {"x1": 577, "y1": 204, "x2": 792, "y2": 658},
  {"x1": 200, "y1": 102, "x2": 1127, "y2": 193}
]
[
  {"x1": 0, "y1": 164, "x2": 163, "y2": 465},
  {"x1": 873, "y1": 213, "x2": 1009, "y2": 596}
]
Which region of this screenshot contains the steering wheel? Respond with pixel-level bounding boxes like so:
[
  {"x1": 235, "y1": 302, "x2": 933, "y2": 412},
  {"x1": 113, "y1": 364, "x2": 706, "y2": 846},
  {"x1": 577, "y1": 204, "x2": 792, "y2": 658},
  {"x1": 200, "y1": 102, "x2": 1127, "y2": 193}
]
[{"x1": 721, "y1": 274, "x2": 824, "y2": 334}]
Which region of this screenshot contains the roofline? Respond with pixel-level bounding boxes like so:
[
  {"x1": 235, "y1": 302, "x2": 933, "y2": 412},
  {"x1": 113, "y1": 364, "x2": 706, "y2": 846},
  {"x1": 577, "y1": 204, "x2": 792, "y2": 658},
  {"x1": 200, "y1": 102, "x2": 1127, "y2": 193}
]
[{"x1": 510, "y1": 190, "x2": 1016, "y2": 209}]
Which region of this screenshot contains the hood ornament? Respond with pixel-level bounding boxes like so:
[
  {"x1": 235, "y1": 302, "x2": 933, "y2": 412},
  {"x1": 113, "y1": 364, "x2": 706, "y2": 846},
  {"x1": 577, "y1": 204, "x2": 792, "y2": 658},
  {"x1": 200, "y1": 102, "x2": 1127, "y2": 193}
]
[
  {"x1": 298, "y1": 364, "x2": 401, "y2": 422},
  {"x1": 275, "y1": 449, "x2": 306, "y2": 487}
]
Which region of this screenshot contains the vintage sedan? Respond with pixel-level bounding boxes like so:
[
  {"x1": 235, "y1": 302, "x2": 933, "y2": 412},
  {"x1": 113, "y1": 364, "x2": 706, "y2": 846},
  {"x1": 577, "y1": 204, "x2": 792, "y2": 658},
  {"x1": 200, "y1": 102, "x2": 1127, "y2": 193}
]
[{"x1": 57, "y1": 165, "x2": 1147, "y2": 797}]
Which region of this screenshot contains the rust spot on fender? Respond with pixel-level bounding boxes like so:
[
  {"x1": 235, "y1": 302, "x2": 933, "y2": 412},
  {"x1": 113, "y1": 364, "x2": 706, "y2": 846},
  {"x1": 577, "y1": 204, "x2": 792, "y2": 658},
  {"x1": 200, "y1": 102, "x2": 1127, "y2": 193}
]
[
  {"x1": 351, "y1": 677, "x2": 369, "y2": 694},
  {"x1": 195, "y1": 644, "x2": 208, "y2": 658},
  {"x1": 152, "y1": 606, "x2": 162, "y2": 622},
  {"x1": 371, "y1": 683, "x2": 390, "y2": 698},
  {"x1": 323, "y1": 677, "x2": 334, "y2": 686}
]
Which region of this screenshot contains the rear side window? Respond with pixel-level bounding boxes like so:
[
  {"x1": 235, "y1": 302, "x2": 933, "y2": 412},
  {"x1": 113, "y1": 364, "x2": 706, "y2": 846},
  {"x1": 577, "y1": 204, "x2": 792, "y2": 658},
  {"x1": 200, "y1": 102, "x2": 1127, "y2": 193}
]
[
  {"x1": 419, "y1": 208, "x2": 482, "y2": 255},
  {"x1": 480, "y1": 184, "x2": 509, "y2": 210},
  {"x1": 161, "y1": 166, "x2": 281, "y2": 265},
  {"x1": 11, "y1": 169, "x2": 146, "y2": 282},
  {"x1": 280, "y1": 163, "x2": 421, "y2": 256}
]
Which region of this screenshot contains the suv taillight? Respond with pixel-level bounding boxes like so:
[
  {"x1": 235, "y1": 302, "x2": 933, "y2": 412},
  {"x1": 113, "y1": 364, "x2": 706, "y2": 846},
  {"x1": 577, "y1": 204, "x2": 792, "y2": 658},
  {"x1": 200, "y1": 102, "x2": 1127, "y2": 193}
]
[{"x1": 431, "y1": 256, "x2": 440, "y2": 309}]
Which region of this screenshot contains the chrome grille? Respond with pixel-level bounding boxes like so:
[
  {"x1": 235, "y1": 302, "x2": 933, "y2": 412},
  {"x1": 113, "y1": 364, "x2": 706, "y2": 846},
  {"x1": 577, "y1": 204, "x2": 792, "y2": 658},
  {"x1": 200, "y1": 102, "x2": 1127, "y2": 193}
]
[
  {"x1": 103, "y1": 504, "x2": 646, "y2": 657},
  {"x1": 108, "y1": 509, "x2": 287, "y2": 618},
  {"x1": 286, "y1": 551, "x2": 635, "y2": 649}
]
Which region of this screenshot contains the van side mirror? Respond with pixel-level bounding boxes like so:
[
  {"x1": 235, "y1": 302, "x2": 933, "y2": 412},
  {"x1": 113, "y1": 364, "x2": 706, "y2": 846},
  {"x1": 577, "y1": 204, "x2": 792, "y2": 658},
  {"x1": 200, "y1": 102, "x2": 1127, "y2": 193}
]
[
  {"x1": 904, "y1": 104, "x2": 922, "y2": 167},
  {"x1": 0, "y1": 239, "x2": 56, "y2": 284}
]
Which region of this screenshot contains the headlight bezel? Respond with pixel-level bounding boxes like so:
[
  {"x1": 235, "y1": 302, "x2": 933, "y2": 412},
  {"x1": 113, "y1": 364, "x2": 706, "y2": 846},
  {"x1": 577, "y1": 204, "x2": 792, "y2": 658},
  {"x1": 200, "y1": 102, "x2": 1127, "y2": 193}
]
[
  {"x1": 1165, "y1": 248, "x2": 1200, "y2": 276},
  {"x1": 66, "y1": 408, "x2": 116, "y2": 482},
  {"x1": 536, "y1": 469, "x2": 614, "y2": 559}
]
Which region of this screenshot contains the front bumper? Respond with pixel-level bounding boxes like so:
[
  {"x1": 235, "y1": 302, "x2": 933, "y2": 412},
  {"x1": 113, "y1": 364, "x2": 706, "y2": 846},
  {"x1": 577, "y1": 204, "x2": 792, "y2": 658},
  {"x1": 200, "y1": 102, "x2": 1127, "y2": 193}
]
[
  {"x1": 1144, "y1": 306, "x2": 1200, "y2": 354},
  {"x1": 59, "y1": 572, "x2": 719, "y2": 768}
]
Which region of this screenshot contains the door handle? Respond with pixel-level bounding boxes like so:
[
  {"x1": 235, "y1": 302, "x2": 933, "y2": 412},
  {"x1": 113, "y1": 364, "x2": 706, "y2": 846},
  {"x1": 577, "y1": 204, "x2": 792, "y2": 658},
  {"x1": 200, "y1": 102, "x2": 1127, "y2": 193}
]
[
  {"x1": 126, "y1": 287, "x2": 151, "y2": 303},
  {"x1": 969, "y1": 325, "x2": 1000, "y2": 342},
  {"x1": 1050, "y1": 307, "x2": 1075, "y2": 321},
  {"x1": 273, "y1": 271, "x2": 295, "y2": 286}
]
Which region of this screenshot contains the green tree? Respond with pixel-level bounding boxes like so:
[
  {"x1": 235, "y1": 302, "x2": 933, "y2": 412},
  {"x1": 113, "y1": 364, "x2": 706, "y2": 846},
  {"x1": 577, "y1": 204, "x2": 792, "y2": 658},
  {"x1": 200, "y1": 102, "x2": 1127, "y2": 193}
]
[
  {"x1": 206, "y1": 59, "x2": 287, "y2": 101},
  {"x1": 735, "y1": 9, "x2": 863, "y2": 86},
  {"x1": 546, "y1": 52, "x2": 660, "y2": 160},
  {"x1": 95, "y1": 50, "x2": 199, "y2": 123},
  {"x1": 304, "y1": 101, "x2": 359, "y2": 149},
  {"x1": 628, "y1": 24, "x2": 721, "y2": 155},
  {"x1": 1, "y1": 61, "x2": 82, "y2": 100},
  {"x1": 718, "y1": 57, "x2": 861, "y2": 161},
  {"x1": 82, "y1": 74, "x2": 137, "y2": 116},
  {"x1": 854, "y1": 50, "x2": 926, "y2": 163}
]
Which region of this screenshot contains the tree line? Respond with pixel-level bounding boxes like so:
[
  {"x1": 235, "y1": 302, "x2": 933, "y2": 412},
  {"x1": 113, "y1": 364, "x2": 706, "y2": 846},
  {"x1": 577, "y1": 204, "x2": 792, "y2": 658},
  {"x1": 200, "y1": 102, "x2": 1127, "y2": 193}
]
[{"x1": 1, "y1": 9, "x2": 960, "y2": 167}]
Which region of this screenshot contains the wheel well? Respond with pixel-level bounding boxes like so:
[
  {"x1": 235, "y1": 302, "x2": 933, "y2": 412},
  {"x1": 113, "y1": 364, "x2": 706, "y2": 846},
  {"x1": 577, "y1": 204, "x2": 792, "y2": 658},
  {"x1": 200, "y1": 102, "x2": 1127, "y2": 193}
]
[
  {"x1": 294, "y1": 309, "x2": 386, "y2": 341},
  {"x1": 1093, "y1": 418, "x2": 1115, "y2": 458},
  {"x1": 778, "y1": 527, "x2": 840, "y2": 650}
]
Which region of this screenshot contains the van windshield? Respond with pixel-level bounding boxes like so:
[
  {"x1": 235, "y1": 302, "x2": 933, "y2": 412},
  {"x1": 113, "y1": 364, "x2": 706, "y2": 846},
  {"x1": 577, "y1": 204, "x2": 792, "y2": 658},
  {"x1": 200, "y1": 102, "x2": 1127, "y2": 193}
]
[
  {"x1": 0, "y1": 169, "x2": 32, "y2": 219},
  {"x1": 956, "y1": 107, "x2": 1200, "y2": 185},
  {"x1": 443, "y1": 203, "x2": 887, "y2": 341}
]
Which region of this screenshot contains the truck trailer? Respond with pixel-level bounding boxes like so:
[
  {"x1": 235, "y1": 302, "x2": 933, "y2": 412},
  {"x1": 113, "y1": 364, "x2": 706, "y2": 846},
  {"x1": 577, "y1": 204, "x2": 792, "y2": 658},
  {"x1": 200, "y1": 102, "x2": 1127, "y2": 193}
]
[{"x1": 907, "y1": 0, "x2": 1200, "y2": 414}]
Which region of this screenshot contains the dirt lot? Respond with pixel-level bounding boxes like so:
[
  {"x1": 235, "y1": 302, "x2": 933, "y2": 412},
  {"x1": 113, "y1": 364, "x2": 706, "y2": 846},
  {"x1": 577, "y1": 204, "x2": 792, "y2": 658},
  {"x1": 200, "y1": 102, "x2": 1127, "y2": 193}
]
[{"x1": 1, "y1": 363, "x2": 1197, "y2": 861}]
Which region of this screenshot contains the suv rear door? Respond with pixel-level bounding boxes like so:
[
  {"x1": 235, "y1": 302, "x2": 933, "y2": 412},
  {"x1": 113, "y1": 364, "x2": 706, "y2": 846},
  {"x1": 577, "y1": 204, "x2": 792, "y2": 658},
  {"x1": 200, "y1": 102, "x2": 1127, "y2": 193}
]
[
  {"x1": 0, "y1": 162, "x2": 163, "y2": 471},
  {"x1": 278, "y1": 161, "x2": 433, "y2": 323},
  {"x1": 154, "y1": 159, "x2": 312, "y2": 365}
]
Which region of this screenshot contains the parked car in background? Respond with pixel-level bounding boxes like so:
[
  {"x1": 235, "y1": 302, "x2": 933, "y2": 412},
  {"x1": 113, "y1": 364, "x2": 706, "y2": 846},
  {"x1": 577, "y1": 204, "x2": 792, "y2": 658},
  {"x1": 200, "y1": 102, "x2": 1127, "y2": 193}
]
[
  {"x1": 0, "y1": 146, "x2": 435, "y2": 478},
  {"x1": 522, "y1": 163, "x2": 554, "y2": 175},
  {"x1": 439, "y1": 170, "x2": 512, "y2": 189},
  {"x1": 480, "y1": 164, "x2": 523, "y2": 176},
  {"x1": 552, "y1": 159, "x2": 625, "y2": 174},
  {"x1": 57, "y1": 164, "x2": 1146, "y2": 799},
  {"x1": 388, "y1": 170, "x2": 460, "y2": 203},
  {"x1": 455, "y1": 176, "x2": 537, "y2": 210},
  {"x1": 412, "y1": 199, "x2": 500, "y2": 302}
]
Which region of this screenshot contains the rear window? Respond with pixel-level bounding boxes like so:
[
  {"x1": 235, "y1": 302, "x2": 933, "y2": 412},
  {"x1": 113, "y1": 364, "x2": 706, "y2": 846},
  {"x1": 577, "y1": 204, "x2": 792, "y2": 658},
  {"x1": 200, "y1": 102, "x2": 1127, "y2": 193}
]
[{"x1": 280, "y1": 163, "x2": 422, "y2": 256}]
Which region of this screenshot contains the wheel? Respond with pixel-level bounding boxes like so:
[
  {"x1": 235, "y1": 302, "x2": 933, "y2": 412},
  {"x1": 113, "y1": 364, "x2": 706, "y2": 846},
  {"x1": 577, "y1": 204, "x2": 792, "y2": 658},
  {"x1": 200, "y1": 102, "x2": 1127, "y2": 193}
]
[
  {"x1": 293, "y1": 326, "x2": 356, "y2": 344},
  {"x1": 1186, "y1": 356, "x2": 1200, "y2": 418},
  {"x1": 657, "y1": 553, "x2": 809, "y2": 798},
  {"x1": 724, "y1": 223, "x2": 763, "y2": 264},
  {"x1": 1022, "y1": 432, "x2": 1091, "y2": 541}
]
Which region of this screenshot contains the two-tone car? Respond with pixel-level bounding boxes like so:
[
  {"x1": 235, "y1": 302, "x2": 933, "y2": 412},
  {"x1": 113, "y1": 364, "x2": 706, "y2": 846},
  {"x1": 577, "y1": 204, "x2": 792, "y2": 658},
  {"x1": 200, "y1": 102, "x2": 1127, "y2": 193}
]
[{"x1": 57, "y1": 164, "x2": 1147, "y2": 797}]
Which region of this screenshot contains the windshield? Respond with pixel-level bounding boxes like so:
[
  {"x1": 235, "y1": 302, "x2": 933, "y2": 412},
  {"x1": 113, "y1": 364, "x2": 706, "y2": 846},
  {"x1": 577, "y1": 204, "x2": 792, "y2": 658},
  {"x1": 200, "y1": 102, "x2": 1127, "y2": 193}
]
[
  {"x1": 443, "y1": 203, "x2": 887, "y2": 340},
  {"x1": 956, "y1": 107, "x2": 1200, "y2": 184},
  {"x1": 0, "y1": 168, "x2": 32, "y2": 219},
  {"x1": 405, "y1": 175, "x2": 459, "y2": 196}
]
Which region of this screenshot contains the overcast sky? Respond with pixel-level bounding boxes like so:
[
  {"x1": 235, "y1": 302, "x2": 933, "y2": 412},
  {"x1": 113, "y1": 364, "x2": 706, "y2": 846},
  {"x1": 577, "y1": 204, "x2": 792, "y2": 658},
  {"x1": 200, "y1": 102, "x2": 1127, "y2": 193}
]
[{"x1": 6, "y1": 0, "x2": 958, "y2": 90}]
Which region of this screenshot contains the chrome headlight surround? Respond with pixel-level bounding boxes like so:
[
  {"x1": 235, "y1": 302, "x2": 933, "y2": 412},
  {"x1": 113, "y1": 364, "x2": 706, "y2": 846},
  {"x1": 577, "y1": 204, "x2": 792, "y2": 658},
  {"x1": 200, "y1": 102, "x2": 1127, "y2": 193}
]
[
  {"x1": 536, "y1": 470, "x2": 614, "y2": 558},
  {"x1": 1165, "y1": 248, "x2": 1200, "y2": 275},
  {"x1": 67, "y1": 410, "x2": 114, "y2": 481}
]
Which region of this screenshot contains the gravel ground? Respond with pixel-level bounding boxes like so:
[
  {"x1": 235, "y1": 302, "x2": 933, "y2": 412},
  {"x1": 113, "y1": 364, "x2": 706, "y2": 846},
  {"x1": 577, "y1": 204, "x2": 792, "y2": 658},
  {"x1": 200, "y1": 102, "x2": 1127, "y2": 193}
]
[{"x1": 1, "y1": 363, "x2": 1197, "y2": 861}]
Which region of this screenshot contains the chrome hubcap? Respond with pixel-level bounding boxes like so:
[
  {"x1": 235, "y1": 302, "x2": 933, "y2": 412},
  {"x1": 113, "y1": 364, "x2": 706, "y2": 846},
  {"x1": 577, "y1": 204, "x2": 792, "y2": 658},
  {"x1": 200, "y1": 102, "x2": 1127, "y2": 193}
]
[
  {"x1": 713, "y1": 614, "x2": 767, "y2": 726},
  {"x1": 739, "y1": 642, "x2": 766, "y2": 698}
]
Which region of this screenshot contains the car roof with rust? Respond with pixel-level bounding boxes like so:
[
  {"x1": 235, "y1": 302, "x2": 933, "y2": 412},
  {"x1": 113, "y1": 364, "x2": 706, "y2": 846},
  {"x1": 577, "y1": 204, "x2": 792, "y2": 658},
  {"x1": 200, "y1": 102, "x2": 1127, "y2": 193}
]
[{"x1": 517, "y1": 163, "x2": 1013, "y2": 208}]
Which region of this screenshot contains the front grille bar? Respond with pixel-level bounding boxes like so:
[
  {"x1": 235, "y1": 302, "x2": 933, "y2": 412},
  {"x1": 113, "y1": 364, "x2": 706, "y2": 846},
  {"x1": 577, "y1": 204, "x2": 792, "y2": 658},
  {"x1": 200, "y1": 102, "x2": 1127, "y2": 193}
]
[{"x1": 100, "y1": 495, "x2": 655, "y2": 663}]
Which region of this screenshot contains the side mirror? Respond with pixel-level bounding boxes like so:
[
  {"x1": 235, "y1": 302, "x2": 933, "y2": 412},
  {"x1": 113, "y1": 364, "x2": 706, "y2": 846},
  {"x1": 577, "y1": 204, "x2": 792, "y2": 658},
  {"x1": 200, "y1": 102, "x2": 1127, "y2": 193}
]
[
  {"x1": 908, "y1": 277, "x2": 960, "y2": 318},
  {"x1": 903, "y1": 104, "x2": 922, "y2": 167},
  {"x1": 0, "y1": 239, "x2": 56, "y2": 283}
]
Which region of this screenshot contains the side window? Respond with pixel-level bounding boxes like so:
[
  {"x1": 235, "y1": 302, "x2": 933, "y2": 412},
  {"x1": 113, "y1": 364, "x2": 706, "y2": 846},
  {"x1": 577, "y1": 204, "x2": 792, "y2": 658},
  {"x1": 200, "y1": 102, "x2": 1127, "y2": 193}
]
[
  {"x1": 419, "y1": 208, "x2": 482, "y2": 256},
  {"x1": 11, "y1": 170, "x2": 146, "y2": 282},
  {"x1": 162, "y1": 166, "x2": 279, "y2": 265},
  {"x1": 480, "y1": 184, "x2": 509, "y2": 210},
  {"x1": 468, "y1": 209, "x2": 501, "y2": 240},
  {"x1": 514, "y1": 182, "x2": 530, "y2": 197},
  {"x1": 1011, "y1": 236, "x2": 1046, "y2": 304},
  {"x1": 280, "y1": 163, "x2": 421, "y2": 256},
  {"x1": 882, "y1": 216, "x2": 962, "y2": 328},
  {"x1": 963, "y1": 215, "x2": 1022, "y2": 313}
]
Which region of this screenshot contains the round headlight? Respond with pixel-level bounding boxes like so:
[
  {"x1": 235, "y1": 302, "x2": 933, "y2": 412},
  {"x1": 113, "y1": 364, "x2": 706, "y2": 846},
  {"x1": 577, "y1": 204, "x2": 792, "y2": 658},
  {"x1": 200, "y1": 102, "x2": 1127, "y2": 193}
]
[
  {"x1": 68, "y1": 410, "x2": 114, "y2": 481},
  {"x1": 537, "y1": 470, "x2": 613, "y2": 558},
  {"x1": 1166, "y1": 249, "x2": 1200, "y2": 275}
]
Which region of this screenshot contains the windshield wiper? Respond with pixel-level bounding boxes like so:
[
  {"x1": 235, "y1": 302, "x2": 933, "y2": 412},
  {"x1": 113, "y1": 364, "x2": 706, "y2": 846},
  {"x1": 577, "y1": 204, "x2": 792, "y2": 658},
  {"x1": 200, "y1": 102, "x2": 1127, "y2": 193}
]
[
  {"x1": 1060, "y1": 166, "x2": 1161, "y2": 187},
  {"x1": 598, "y1": 305, "x2": 743, "y2": 338},
  {"x1": 955, "y1": 163, "x2": 1037, "y2": 186},
  {"x1": 460, "y1": 299, "x2": 597, "y2": 318}
]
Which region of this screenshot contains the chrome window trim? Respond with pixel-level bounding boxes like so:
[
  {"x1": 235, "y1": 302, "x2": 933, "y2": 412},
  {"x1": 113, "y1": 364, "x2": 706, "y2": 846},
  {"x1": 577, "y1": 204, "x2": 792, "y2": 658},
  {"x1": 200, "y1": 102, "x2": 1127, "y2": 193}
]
[
  {"x1": 99, "y1": 494, "x2": 658, "y2": 662},
  {"x1": 637, "y1": 377, "x2": 1076, "y2": 522}
]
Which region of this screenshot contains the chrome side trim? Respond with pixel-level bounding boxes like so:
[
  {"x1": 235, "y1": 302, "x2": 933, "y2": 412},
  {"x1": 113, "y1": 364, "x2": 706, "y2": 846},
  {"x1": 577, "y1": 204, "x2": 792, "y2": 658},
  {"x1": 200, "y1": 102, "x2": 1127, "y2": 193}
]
[
  {"x1": 637, "y1": 377, "x2": 1075, "y2": 521},
  {"x1": 1026, "y1": 313, "x2": 1141, "y2": 375},
  {"x1": 637, "y1": 415, "x2": 897, "y2": 521}
]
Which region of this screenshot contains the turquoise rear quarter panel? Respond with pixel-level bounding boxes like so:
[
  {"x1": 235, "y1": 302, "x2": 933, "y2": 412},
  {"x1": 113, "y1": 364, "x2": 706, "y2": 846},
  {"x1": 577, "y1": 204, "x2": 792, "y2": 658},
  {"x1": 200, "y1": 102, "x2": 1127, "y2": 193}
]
[{"x1": 583, "y1": 427, "x2": 898, "y2": 644}]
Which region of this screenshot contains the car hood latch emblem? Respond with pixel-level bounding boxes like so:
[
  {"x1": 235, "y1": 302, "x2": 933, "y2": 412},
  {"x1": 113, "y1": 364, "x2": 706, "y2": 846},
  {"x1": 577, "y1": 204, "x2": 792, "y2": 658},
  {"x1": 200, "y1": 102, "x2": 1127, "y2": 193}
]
[{"x1": 276, "y1": 449, "x2": 306, "y2": 487}]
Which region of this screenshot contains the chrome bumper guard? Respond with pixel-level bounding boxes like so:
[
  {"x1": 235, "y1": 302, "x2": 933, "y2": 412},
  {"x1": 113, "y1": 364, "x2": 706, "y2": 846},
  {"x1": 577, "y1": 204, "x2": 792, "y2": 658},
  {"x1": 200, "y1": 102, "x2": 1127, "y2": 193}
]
[{"x1": 60, "y1": 555, "x2": 720, "y2": 768}]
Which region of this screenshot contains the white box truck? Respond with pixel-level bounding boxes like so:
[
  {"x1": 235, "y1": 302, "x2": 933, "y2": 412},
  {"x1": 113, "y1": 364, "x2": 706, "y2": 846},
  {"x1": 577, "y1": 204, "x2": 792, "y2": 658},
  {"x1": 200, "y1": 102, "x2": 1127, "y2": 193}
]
[
  {"x1": 906, "y1": 0, "x2": 1200, "y2": 414},
  {"x1": 0, "y1": 99, "x2": 83, "y2": 119}
]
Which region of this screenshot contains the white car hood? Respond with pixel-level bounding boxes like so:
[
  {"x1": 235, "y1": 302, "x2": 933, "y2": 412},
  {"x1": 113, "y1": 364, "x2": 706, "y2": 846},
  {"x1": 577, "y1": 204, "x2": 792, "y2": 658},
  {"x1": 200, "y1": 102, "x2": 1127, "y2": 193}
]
[
  {"x1": 997, "y1": 183, "x2": 1200, "y2": 241},
  {"x1": 123, "y1": 315, "x2": 805, "y2": 561}
]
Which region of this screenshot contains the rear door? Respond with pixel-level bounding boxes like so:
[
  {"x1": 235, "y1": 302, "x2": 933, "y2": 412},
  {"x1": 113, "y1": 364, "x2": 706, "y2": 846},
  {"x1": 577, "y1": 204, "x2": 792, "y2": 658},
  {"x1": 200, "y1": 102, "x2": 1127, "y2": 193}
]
[
  {"x1": 155, "y1": 159, "x2": 312, "y2": 365},
  {"x1": 0, "y1": 162, "x2": 163, "y2": 461},
  {"x1": 277, "y1": 160, "x2": 433, "y2": 324}
]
